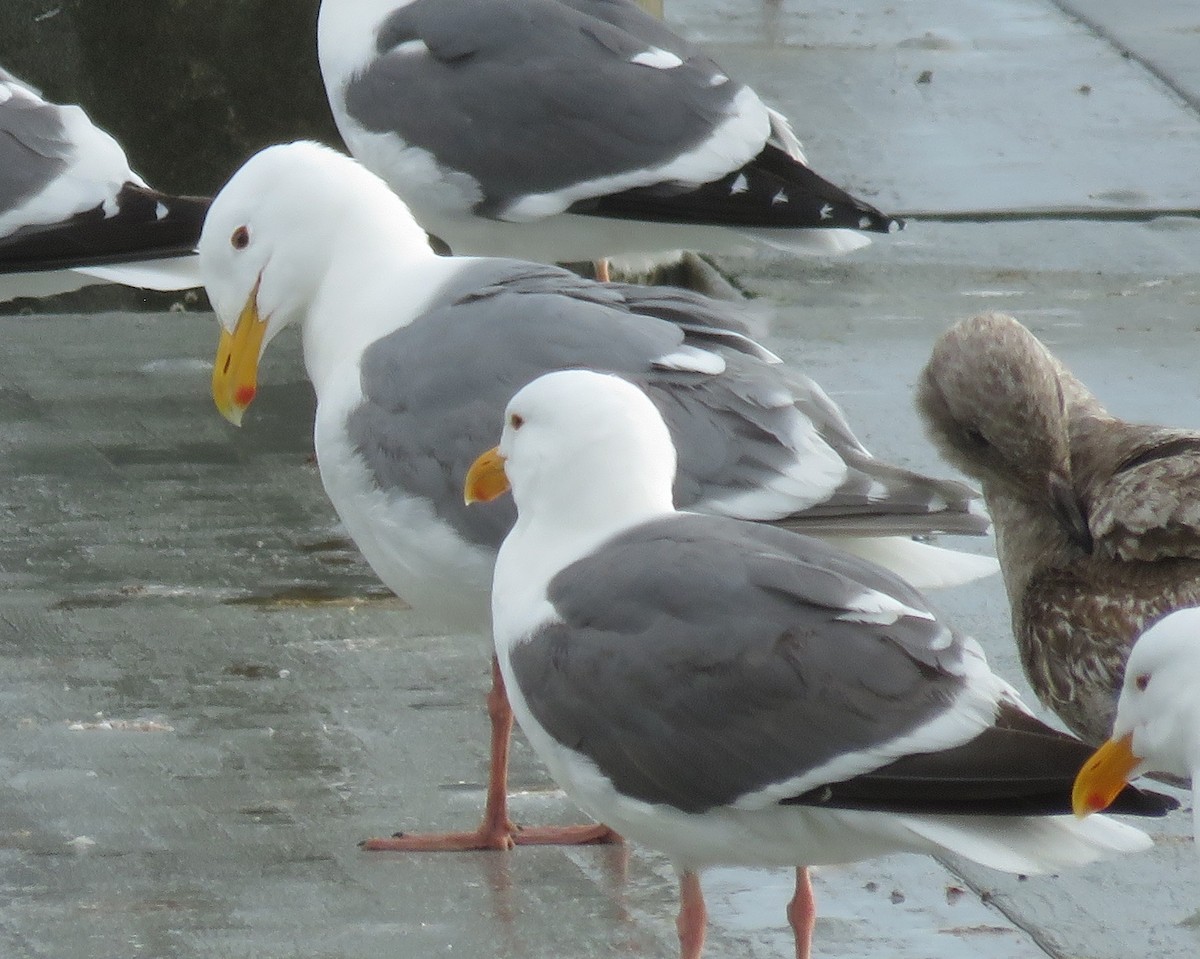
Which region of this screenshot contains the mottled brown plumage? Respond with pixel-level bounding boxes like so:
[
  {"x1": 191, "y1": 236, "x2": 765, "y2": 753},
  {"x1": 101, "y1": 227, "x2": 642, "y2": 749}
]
[{"x1": 917, "y1": 312, "x2": 1200, "y2": 745}]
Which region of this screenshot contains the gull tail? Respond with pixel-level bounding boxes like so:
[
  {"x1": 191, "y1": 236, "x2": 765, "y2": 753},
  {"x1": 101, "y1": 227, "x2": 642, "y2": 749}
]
[
  {"x1": 904, "y1": 812, "x2": 1153, "y2": 875},
  {"x1": 826, "y1": 536, "x2": 999, "y2": 590}
]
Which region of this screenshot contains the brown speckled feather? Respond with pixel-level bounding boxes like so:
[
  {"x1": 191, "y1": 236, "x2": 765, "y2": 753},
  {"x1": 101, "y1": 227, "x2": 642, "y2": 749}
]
[
  {"x1": 1073, "y1": 415, "x2": 1200, "y2": 563},
  {"x1": 917, "y1": 312, "x2": 1200, "y2": 745},
  {"x1": 1019, "y1": 561, "x2": 1200, "y2": 744}
]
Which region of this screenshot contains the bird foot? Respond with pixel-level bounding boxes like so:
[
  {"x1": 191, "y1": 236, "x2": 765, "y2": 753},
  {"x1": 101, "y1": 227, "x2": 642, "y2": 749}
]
[{"x1": 359, "y1": 821, "x2": 620, "y2": 852}]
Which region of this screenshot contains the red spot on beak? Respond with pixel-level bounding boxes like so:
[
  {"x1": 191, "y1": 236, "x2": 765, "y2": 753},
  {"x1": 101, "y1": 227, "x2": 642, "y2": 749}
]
[
  {"x1": 235, "y1": 385, "x2": 256, "y2": 407},
  {"x1": 1085, "y1": 792, "x2": 1106, "y2": 813}
]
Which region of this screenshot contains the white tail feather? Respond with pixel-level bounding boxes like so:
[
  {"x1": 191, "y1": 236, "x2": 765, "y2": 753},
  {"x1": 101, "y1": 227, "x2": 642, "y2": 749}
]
[
  {"x1": 828, "y1": 536, "x2": 1000, "y2": 590},
  {"x1": 744, "y1": 227, "x2": 872, "y2": 257},
  {"x1": 904, "y1": 813, "x2": 1153, "y2": 875},
  {"x1": 77, "y1": 255, "x2": 202, "y2": 291}
]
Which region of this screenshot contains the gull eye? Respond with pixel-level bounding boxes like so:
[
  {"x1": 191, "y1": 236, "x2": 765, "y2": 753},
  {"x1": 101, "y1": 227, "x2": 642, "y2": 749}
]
[
  {"x1": 509, "y1": 413, "x2": 524, "y2": 430},
  {"x1": 231, "y1": 226, "x2": 250, "y2": 250},
  {"x1": 964, "y1": 427, "x2": 990, "y2": 449},
  {"x1": 1134, "y1": 673, "x2": 1150, "y2": 692}
]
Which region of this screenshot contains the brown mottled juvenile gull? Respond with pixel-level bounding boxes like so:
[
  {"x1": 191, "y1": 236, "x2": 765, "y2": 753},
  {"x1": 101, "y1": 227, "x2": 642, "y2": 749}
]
[
  {"x1": 317, "y1": 0, "x2": 901, "y2": 264},
  {"x1": 917, "y1": 312, "x2": 1200, "y2": 746},
  {"x1": 0, "y1": 65, "x2": 207, "y2": 302},
  {"x1": 465, "y1": 368, "x2": 1172, "y2": 959},
  {"x1": 199, "y1": 141, "x2": 991, "y2": 853}
]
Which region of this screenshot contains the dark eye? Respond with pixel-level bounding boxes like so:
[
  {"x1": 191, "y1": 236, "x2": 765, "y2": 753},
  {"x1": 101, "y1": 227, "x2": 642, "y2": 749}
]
[
  {"x1": 964, "y1": 427, "x2": 990, "y2": 449},
  {"x1": 231, "y1": 226, "x2": 250, "y2": 250},
  {"x1": 1134, "y1": 673, "x2": 1150, "y2": 692},
  {"x1": 509, "y1": 413, "x2": 524, "y2": 430}
]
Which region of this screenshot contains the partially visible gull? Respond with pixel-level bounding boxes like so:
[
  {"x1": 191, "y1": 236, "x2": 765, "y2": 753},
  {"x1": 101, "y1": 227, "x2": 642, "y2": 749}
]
[
  {"x1": 465, "y1": 368, "x2": 1173, "y2": 959},
  {"x1": 917, "y1": 312, "x2": 1200, "y2": 746},
  {"x1": 0, "y1": 65, "x2": 206, "y2": 303},
  {"x1": 199, "y1": 141, "x2": 991, "y2": 851},
  {"x1": 317, "y1": 0, "x2": 902, "y2": 264},
  {"x1": 1074, "y1": 606, "x2": 1200, "y2": 844}
]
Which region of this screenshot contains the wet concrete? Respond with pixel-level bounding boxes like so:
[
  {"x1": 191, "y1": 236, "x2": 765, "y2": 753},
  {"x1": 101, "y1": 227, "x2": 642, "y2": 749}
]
[{"x1": 3, "y1": 2, "x2": 1200, "y2": 958}]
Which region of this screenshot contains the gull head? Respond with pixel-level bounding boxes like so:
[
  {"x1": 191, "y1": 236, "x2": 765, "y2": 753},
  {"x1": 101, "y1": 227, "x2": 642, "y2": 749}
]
[
  {"x1": 1074, "y1": 607, "x2": 1200, "y2": 816},
  {"x1": 916, "y1": 313, "x2": 1088, "y2": 544},
  {"x1": 199, "y1": 140, "x2": 432, "y2": 425},
  {"x1": 465, "y1": 370, "x2": 677, "y2": 534}
]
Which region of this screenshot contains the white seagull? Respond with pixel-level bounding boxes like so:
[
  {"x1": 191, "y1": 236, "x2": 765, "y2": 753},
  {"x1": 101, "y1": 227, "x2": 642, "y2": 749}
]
[
  {"x1": 317, "y1": 0, "x2": 902, "y2": 267},
  {"x1": 1075, "y1": 606, "x2": 1200, "y2": 843},
  {"x1": 0, "y1": 66, "x2": 207, "y2": 303},
  {"x1": 465, "y1": 368, "x2": 1174, "y2": 959},
  {"x1": 199, "y1": 141, "x2": 992, "y2": 852}
]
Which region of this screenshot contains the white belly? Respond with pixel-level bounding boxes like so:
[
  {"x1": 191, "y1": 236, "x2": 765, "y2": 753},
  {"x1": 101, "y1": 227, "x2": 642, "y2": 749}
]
[{"x1": 313, "y1": 369, "x2": 496, "y2": 633}]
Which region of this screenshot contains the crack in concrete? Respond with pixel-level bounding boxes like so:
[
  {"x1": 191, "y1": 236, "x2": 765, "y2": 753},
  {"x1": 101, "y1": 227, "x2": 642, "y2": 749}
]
[
  {"x1": 933, "y1": 854, "x2": 1062, "y2": 959},
  {"x1": 1046, "y1": 0, "x2": 1200, "y2": 116},
  {"x1": 900, "y1": 207, "x2": 1200, "y2": 224}
]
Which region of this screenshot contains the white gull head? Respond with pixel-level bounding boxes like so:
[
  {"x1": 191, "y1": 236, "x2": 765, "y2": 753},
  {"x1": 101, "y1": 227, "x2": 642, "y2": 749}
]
[
  {"x1": 198, "y1": 141, "x2": 438, "y2": 423},
  {"x1": 1113, "y1": 607, "x2": 1200, "y2": 780},
  {"x1": 199, "y1": 140, "x2": 432, "y2": 347},
  {"x1": 499, "y1": 370, "x2": 677, "y2": 541}
]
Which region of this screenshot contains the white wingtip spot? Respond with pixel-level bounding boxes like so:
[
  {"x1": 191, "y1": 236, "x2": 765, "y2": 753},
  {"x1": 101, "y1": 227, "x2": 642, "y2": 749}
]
[
  {"x1": 393, "y1": 39, "x2": 429, "y2": 57},
  {"x1": 865, "y1": 480, "x2": 890, "y2": 503},
  {"x1": 819, "y1": 204, "x2": 834, "y2": 221},
  {"x1": 730, "y1": 173, "x2": 749, "y2": 195},
  {"x1": 155, "y1": 202, "x2": 168, "y2": 221},
  {"x1": 772, "y1": 189, "x2": 789, "y2": 205},
  {"x1": 709, "y1": 72, "x2": 729, "y2": 87},
  {"x1": 859, "y1": 216, "x2": 872, "y2": 229},
  {"x1": 631, "y1": 47, "x2": 683, "y2": 70},
  {"x1": 652, "y1": 346, "x2": 726, "y2": 376},
  {"x1": 837, "y1": 589, "x2": 936, "y2": 625}
]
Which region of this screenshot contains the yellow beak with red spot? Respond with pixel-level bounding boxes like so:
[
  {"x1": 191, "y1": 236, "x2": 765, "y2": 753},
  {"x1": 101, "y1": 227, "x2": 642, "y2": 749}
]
[
  {"x1": 212, "y1": 281, "x2": 268, "y2": 426},
  {"x1": 1072, "y1": 731, "x2": 1141, "y2": 817},
  {"x1": 464, "y1": 446, "x2": 510, "y2": 505}
]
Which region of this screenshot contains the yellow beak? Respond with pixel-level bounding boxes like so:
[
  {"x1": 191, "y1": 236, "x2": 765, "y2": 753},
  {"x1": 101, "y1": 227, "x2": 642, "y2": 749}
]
[
  {"x1": 464, "y1": 446, "x2": 510, "y2": 505},
  {"x1": 1072, "y1": 731, "x2": 1141, "y2": 817},
  {"x1": 212, "y1": 282, "x2": 268, "y2": 427}
]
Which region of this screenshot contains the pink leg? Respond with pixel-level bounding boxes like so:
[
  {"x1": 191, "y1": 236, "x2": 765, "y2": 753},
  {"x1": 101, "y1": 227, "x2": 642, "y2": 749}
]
[
  {"x1": 594, "y1": 258, "x2": 611, "y2": 283},
  {"x1": 361, "y1": 656, "x2": 619, "y2": 851},
  {"x1": 676, "y1": 871, "x2": 708, "y2": 959},
  {"x1": 787, "y1": 867, "x2": 816, "y2": 959}
]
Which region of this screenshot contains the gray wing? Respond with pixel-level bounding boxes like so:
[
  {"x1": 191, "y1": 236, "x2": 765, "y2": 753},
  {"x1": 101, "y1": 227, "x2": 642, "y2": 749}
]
[
  {"x1": 346, "y1": 261, "x2": 983, "y2": 552},
  {"x1": 768, "y1": 369, "x2": 985, "y2": 536},
  {"x1": 341, "y1": 0, "x2": 748, "y2": 216},
  {"x1": 0, "y1": 73, "x2": 72, "y2": 223},
  {"x1": 513, "y1": 515, "x2": 969, "y2": 813}
]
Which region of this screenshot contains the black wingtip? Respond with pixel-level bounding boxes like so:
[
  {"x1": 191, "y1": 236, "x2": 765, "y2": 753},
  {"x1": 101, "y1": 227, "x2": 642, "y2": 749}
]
[
  {"x1": 572, "y1": 144, "x2": 903, "y2": 234},
  {"x1": 1107, "y1": 784, "x2": 1180, "y2": 817},
  {"x1": 0, "y1": 182, "x2": 210, "y2": 275}
]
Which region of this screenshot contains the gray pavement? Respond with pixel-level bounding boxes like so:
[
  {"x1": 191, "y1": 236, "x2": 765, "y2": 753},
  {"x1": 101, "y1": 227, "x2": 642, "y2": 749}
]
[{"x1": 3, "y1": 1, "x2": 1200, "y2": 957}]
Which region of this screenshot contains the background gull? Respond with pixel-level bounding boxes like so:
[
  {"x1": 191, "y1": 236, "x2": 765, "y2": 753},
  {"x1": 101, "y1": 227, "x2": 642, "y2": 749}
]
[
  {"x1": 917, "y1": 312, "x2": 1200, "y2": 747},
  {"x1": 0, "y1": 65, "x2": 207, "y2": 303},
  {"x1": 199, "y1": 141, "x2": 989, "y2": 851},
  {"x1": 317, "y1": 0, "x2": 901, "y2": 267},
  {"x1": 466, "y1": 368, "x2": 1173, "y2": 959}
]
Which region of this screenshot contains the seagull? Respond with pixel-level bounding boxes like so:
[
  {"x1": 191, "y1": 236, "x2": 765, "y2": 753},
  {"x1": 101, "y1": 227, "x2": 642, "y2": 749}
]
[
  {"x1": 0, "y1": 65, "x2": 207, "y2": 303},
  {"x1": 465, "y1": 368, "x2": 1174, "y2": 959},
  {"x1": 917, "y1": 312, "x2": 1200, "y2": 747},
  {"x1": 199, "y1": 141, "x2": 991, "y2": 851},
  {"x1": 317, "y1": 0, "x2": 902, "y2": 268},
  {"x1": 1074, "y1": 606, "x2": 1200, "y2": 844}
]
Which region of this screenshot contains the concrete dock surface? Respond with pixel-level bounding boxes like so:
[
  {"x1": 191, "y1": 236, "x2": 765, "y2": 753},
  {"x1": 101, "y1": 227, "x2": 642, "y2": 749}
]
[{"x1": 3, "y1": 1, "x2": 1200, "y2": 956}]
